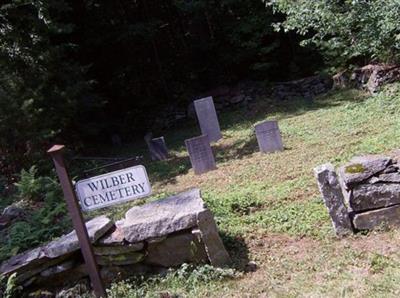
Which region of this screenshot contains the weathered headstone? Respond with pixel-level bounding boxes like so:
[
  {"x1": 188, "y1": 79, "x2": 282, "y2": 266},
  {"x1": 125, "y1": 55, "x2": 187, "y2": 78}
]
[
  {"x1": 314, "y1": 163, "x2": 353, "y2": 236},
  {"x1": 254, "y1": 120, "x2": 283, "y2": 153},
  {"x1": 144, "y1": 133, "x2": 169, "y2": 161},
  {"x1": 150, "y1": 137, "x2": 169, "y2": 161},
  {"x1": 185, "y1": 135, "x2": 216, "y2": 175},
  {"x1": 194, "y1": 97, "x2": 222, "y2": 143}
]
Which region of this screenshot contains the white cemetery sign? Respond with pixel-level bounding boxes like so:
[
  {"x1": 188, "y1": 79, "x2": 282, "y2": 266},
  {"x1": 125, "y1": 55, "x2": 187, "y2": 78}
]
[{"x1": 76, "y1": 165, "x2": 152, "y2": 211}]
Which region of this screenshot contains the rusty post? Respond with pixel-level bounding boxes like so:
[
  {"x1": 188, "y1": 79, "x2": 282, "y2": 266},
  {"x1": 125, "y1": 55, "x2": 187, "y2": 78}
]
[{"x1": 48, "y1": 145, "x2": 107, "y2": 298}]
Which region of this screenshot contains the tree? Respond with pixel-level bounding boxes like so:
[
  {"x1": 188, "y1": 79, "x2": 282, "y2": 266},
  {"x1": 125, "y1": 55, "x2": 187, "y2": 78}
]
[
  {"x1": 270, "y1": 0, "x2": 400, "y2": 66},
  {"x1": 0, "y1": 1, "x2": 92, "y2": 181}
]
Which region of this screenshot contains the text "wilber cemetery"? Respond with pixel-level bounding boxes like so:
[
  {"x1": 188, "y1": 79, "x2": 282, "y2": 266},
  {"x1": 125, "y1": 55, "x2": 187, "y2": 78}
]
[{"x1": 75, "y1": 165, "x2": 151, "y2": 211}]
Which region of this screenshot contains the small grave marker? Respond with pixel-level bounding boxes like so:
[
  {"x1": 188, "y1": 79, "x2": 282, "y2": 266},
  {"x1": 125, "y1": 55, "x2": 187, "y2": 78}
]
[
  {"x1": 145, "y1": 133, "x2": 169, "y2": 161},
  {"x1": 254, "y1": 120, "x2": 284, "y2": 153},
  {"x1": 149, "y1": 137, "x2": 169, "y2": 161},
  {"x1": 194, "y1": 96, "x2": 222, "y2": 143},
  {"x1": 185, "y1": 135, "x2": 216, "y2": 175}
]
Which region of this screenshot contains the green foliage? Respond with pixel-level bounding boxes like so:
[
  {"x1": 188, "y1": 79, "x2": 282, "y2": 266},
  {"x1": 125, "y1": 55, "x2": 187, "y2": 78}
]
[
  {"x1": 370, "y1": 253, "x2": 392, "y2": 274},
  {"x1": 0, "y1": 273, "x2": 22, "y2": 298},
  {"x1": 14, "y1": 166, "x2": 45, "y2": 201},
  {"x1": 0, "y1": 0, "x2": 93, "y2": 180},
  {"x1": 107, "y1": 264, "x2": 237, "y2": 297},
  {"x1": 0, "y1": 0, "x2": 321, "y2": 184},
  {"x1": 0, "y1": 167, "x2": 70, "y2": 262},
  {"x1": 271, "y1": 0, "x2": 400, "y2": 66}
]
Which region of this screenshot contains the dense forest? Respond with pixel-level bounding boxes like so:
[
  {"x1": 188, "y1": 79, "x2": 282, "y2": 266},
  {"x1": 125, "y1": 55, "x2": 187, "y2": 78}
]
[{"x1": 1, "y1": 0, "x2": 399, "y2": 182}]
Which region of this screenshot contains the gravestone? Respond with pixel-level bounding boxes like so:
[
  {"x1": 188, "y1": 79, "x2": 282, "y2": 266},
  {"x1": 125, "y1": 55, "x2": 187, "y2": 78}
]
[
  {"x1": 254, "y1": 120, "x2": 283, "y2": 153},
  {"x1": 149, "y1": 137, "x2": 169, "y2": 161},
  {"x1": 185, "y1": 135, "x2": 216, "y2": 175},
  {"x1": 194, "y1": 97, "x2": 222, "y2": 143},
  {"x1": 144, "y1": 133, "x2": 169, "y2": 161}
]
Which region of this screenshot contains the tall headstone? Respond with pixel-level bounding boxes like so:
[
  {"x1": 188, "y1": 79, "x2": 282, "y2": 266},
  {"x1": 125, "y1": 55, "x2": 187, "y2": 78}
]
[
  {"x1": 194, "y1": 97, "x2": 222, "y2": 143},
  {"x1": 185, "y1": 135, "x2": 216, "y2": 175},
  {"x1": 254, "y1": 120, "x2": 284, "y2": 153},
  {"x1": 144, "y1": 133, "x2": 169, "y2": 161}
]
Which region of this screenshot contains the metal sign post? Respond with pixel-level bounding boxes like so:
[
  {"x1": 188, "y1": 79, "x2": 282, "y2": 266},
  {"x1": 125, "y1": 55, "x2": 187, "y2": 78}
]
[{"x1": 48, "y1": 145, "x2": 106, "y2": 298}]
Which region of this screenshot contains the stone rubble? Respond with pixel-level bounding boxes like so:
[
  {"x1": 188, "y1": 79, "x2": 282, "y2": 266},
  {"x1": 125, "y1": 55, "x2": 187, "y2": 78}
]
[
  {"x1": 272, "y1": 75, "x2": 333, "y2": 101},
  {"x1": 316, "y1": 152, "x2": 400, "y2": 234},
  {"x1": 333, "y1": 64, "x2": 400, "y2": 93},
  {"x1": 0, "y1": 188, "x2": 230, "y2": 294}
]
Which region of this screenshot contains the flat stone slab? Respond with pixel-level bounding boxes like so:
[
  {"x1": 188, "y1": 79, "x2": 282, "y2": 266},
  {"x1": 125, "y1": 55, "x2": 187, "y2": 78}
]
[
  {"x1": 96, "y1": 252, "x2": 145, "y2": 266},
  {"x1": 0, "y1": 216, "x2": 113, "y2": 276},
  {"x1": 314, "y1": 163, "x2": 353, "y2": 236},
  {"x1": 123, "y1": 189, "x2": 207, "y2": 243},
  {"x1": 351, "y1": 183, "x2": 400, "y2": 211},
  {"x1": 145, "y1": 232, "x2": 208, "y2": 267},
  {"x1": 44, "y1": 215, "x2": 114, "y2": 258},
  {"x1": 93, "y1": 243, "x2": 144, "y2": 256},
  {"x1": 353, "y1": 205, "x2": 400, "y2": 230},
  {"x1": 97, "y1": 219, "x2": 125, "y2": 246},
  {"x1": 368, "y1": 172, "x2": 400, "y2": 183},
  {"x1": 197, "y1": 210, "x2": 231, "y2": 266},
  {"x1": 339, "y1": 155, "x2": 391, "y2": 188}
]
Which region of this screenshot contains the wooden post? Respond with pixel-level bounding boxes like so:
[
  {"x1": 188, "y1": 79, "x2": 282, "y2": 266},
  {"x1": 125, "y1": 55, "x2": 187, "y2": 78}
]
[{"x1": 48, "y1": 145, "x2": 107, "y2": 298}]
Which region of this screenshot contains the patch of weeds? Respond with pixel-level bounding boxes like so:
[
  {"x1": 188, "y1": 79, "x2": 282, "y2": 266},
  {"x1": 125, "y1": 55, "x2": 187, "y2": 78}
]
[
  {"x1": 247, "y1": 197, "x2": 331, "y2": 238},
  {"x1": 107, "y1": 264, "x2": 238, "y2": 298},
  {"x1": 0, "y1": 273, "x2": 22, "y2": 298},
  {"x1": 369, "y1": 253, "x2": 392, "y2": 274},
  {"x1": 0, "y1": 167, "x2": 70, "y2": 263}
]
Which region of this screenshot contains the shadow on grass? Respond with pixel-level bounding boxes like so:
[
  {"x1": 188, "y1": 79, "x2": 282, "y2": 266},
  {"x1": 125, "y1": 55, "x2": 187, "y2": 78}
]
[
  {"x1": 76, "y1": 89, "x2": 368, "y2": 185},
  {"x1": 213, "y1": 136, "x2": 259, "y2": 163},
  {"x1": 146, "y1": 155, "x2": 192, "y2": 186},
  {"x1": 221, "y1": 232, "x2": 250, "y2": 271}
]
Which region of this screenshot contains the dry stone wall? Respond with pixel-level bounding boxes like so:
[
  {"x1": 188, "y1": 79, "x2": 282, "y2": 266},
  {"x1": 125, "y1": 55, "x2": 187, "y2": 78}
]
[
  {"x1": 333, "y1": 64, "x2": 400, "y2": 93},
  {"x1": 315, "y1": 152, "x2": 400, "y2": 235},
  {"x1": 0, "y1": 189, "x2": 230, "y2": 293}
]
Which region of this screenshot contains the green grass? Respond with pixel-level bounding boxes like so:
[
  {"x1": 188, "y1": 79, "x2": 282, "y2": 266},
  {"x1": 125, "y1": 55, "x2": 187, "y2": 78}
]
[
  {"x1": 98, "y1": 84, "x2": 400, "y2": 297},
  {"x1": 5, "y1": 83, "x2": 400, "y2": 297}
]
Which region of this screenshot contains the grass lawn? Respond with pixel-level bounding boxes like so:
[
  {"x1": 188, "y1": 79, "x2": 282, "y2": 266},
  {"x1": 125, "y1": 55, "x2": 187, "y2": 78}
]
[
  {"x1": 97, "y1": 84, "x2": 400, "y2": 297},
  {"x1": 7, "y1": 84, "x2": 400, "y2": 297}
]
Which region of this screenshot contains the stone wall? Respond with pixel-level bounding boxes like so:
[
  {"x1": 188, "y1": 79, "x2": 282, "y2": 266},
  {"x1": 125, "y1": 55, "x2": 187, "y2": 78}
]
[
  {"x1": 315, "y1": 153, "x2": 400, "y2": 236},
  {"x1": 333, "y1": 64, "x2": 400, "y2": 93},
  {"x1": 272, "y1": 75, "x2": 333, "y2": 101},
  {"x1": 0, "y1": 189, "x2": 230, "y2": 294}
]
